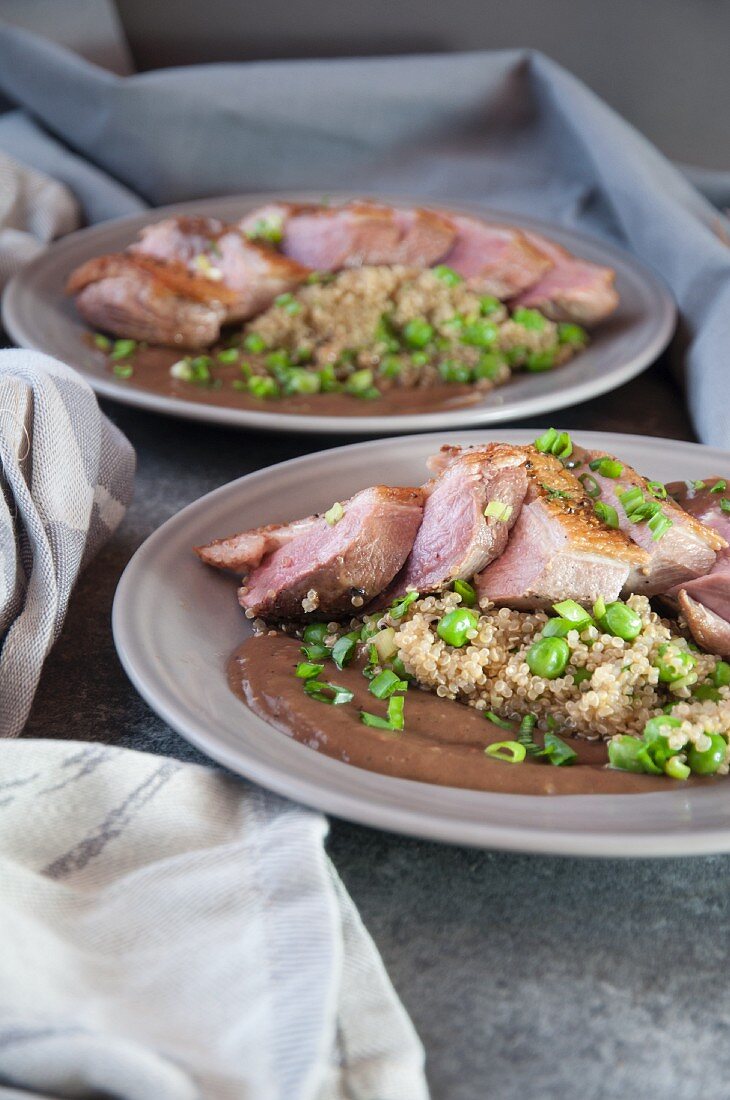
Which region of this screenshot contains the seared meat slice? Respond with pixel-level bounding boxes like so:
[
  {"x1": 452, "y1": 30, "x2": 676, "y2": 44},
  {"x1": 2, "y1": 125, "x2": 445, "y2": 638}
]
[
  {"x1": 131, "y1": 217, "x2": 310, "y2": 323},
  {"x1": 439, "y1": 216, "x2": 553, "y2": 298},
  {"x1": 677, "y1": 592, "x2": 730, "y2": 659},
  {"x1": 229, "y1": 486, "x2": 424, "y2": 620},
  {"x1": 664, "y1": 479, "x2": 730, "y2": 653},
  {"x1": 240, "y1": 201, "x2": 455, "y2": 270},
  {"x1": 511, "y1": 233, "x2": 619, "y2": 326},
  {"x1": 195, "y1": 516, "x2": 321, "y2": 573},
  {"x1": 384, "y1": 444, "x2": 528, "y2": 599},
  {"x1": 67, "y1": 254, "x2": 230, "y2": 347},
  {"x1": 571, "y1": 451, "x2": 726, "y2": 596},
  {"x1": 475, "y1": 448, "x2": 648, "y2": 609}
]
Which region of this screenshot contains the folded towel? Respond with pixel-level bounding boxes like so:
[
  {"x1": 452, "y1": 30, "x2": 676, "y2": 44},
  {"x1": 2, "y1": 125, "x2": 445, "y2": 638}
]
[
  {"x1": 0, "y1": 739, "x2": 428, "y2": 1100},
  {"x1": 0, "y1": 349, "x2": 134, "y2": 737},
  {"x1": 0, "y1": 150, "x2": 80, "y2": 291}
]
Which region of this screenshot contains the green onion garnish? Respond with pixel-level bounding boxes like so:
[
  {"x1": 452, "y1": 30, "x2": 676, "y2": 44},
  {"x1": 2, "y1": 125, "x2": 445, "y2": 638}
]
[
  {"x1": 243, "y1": 332, "x2": 267, "y2": 354},
  {"x1": 647, "y1": 480, "x2": 667, "y2": 499},
  {"x1": 618, "y1": 486, "x2": 644, "y2": 512},
  {"x1": 647, "y1": 511, "x2": 674, "y2": 540},
  {"x1": 110, "y1": 339, "x2": 137, "y2": 361},
  {"x1": 300, "y1": 643, "x2": 330, "y2": 661},
  {"x1": 113, "y1": 363, "x2": 134, "y2": 378},
  {"x1": 578, "y1": 473, "x2": 601, "y2": 498},
  {"x1": 369, "y1": 669, "x2": 408, "y2": 699},
  {"x1": 691, "y1": 480, "x2": 706, "y2": 491},
  {"x1": 296, "y1": 662, "x2": 324, "y2": 679},
  {"x1": 388, "y1": 591, "x2": 419, "y2": 620},
  {"x1": 595, "y1": 501, "x2": 619, "y2": 528},
  {"x1": 517, "y1": 714, "x2": 542, "y2": 756},
  {"x1": 572, "y1": 668, "x2": 592, "y2": 686},
  {"x1": 274, "y1": 292, "x2": 301, "y2": 315},
  {"x1": 248, "y1": 375, "x2": 280, "y2": 399},
  {"x1": 710, "y1": 480, "x2": 727, "y2": 494},
  {"x1": 721, "y1": 498, "x2": 730, "y2": 514},
  {"x1": 303, "y1": 680, "x2": 354, "y2": 705},
  {"x1": 552, "y1": 599, "x2": 592, "y2": 626},
  {"x1": 534, "y1": 428, "x2": 573, "y2": 459},
  {"x1": 453, "y1": 579, "x2": 477, "y2": 607},
  {"x1": 479, "y1": 295, "x2": 500, "y2": 315},
  {"x1": 360, "y1": 694, "x2": 405, "y2": 732},
  {"x1": 484, "y1": 500, "x2": 513, "y2": 522},
  {"x1": 589, "y1": 457, "x2": 624, "y2": 478},
  {"x1": 217, "y1": 347, "x2": 239, "y2": 363},
  {"x1": 331, "y1": 633, "x2": 358, "y2": 670},
  {"x1": 324, "y1": 502, "x2": 344, "y2": 526},
  {"x1": 93, "y1": 333, "x2": 111, "y2": 351},
  {"x1": 485, "y1": 711, "x2": 516, "y2": 731},
  {"x1": 541, "y1": 730, "x2": 578, "y2": 767},
  {"x1": 485, "y1": 741, "x2": 526, "y2": 764},
  {"x1": 593, "y1": 596, "x2": 607, "y2": 620}
]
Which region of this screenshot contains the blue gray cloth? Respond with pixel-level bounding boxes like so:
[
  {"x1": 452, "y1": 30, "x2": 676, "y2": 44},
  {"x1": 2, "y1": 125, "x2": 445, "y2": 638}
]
[{"x1": 0, "y1": 24, "x2": 729, "y2": 445}]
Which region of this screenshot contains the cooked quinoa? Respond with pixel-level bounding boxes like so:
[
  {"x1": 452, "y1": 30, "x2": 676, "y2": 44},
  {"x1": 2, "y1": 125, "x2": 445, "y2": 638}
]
[
  {"x1": 239, "y1": 265, "x2": 582, "y2": 397},
  {"x1": 384, "y1": 591, "x2": 730, "y2": 772}
]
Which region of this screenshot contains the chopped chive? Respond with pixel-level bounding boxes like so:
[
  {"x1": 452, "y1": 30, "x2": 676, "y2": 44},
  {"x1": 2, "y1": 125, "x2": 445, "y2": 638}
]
[
  {"x1": 572, "y1": 668, "x2": 592, "y2": 686},
  {"x1": 248, "y1": 375, "x2": 280, "y2": 399},
  {"x1": 332, "y1": 633, "x2": 358, "y2": 670},
  {"x1": 691, "y1": 480, "x2": 706, "y2": 491},
  {"x1": 721, "y1": 498, "x2": 730, "y2": 514},
  {"x1": 388, "y1": 591, "x2": 419, "y2": 620},
  {"x1": 534, "y1": 429, "x2": 573, "y2": 459},
  {"x1": 324, "y1": 501, "x2": 344, "y2": 526},
  {"x1": 243, "y1": 332, "x2": 267, "y2": 354},
  {"x1": 592, "y1": 596, "x2": 607, "y2": 620},
  {"x1": 589, "y1": 457, "x2": 624, "y2": 478},
  {"x1": 369, "y1": 669, "x2": 407, "y2": 699},
  {"x1": 110, "y1": 339, "x2": 137, "y2": 360},
  {"x1": 619, "y1": 486, "x2": 644, "y2": 513},
  {"x1": 647, "y1": 511, "x2": 673, "y2": 540},
  {"x1": 647, "y1": 480, "x2": 667, "y2": 499},
  {"x1": 541, "y1": 730, "x2": 578, "y2": 766},
  {"x1": 710, "y1": 479, "x2": 727, "y2": 494},
  {"x1": 595, "y1": 501, "x2": 619, "y2": 528},
  {"x1": 300, "y1": 643, "x2": 330, "y2": 661},
  {"x1": 217, "y1": 347, "x2": 239, "y2": 363},
  {"x1": 303, "y1": 680, "x2": 354, "y2": 705},
  {"x1": 485, "y1": 711, "x2": 515, "y2": 731},
  {"x1": 113, "y1": 363, "x2": 134, "y2": 378},
  {"x1": 93, "y1": 333, "x2": 111, "y2": 351},
  {"x1": 552, "y1": 599, "x2": 592, "y2": 626}
]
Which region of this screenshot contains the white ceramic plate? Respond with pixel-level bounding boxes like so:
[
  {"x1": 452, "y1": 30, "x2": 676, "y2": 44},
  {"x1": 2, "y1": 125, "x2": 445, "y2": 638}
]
[
  {"x1": 113, "y1": 429, "x2": 730, "y2": 857},
  {"x1": 3, "y1": 193, "x2": 675, "y2": 436}
]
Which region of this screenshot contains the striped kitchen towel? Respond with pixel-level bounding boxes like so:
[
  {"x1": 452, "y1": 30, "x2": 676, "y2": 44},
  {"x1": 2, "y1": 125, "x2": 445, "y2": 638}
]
[
  {"x1": 0, "y1": 739, "x2": 429, "y2": 1100},
  {"x1": 0, "y1": 150, "x2": 80, "y2": 290},
  {"x1": 0, "y1": 349, "x2": 135, "y2": 736}
]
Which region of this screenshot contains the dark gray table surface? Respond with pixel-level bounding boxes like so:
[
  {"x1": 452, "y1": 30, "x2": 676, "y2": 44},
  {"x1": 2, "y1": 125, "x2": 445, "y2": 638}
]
[{"x1": 25, "y1": 360, "x2": 730, "y2": 1100}]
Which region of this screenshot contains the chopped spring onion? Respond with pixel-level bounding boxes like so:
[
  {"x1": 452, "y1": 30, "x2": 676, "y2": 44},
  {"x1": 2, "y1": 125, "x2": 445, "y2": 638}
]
[
  {"x1": 479, "y1": 295, "x2": 500, "y2": 315},
  {"x1": 690, "y1": 480, "x2": 706, "y2": 491},
  {"x1": 110, "y1": 339, "x2": 137, "y2": 360},
  {"x1": 593, "y1": 596, "x2": 607, "y2": 620},
  {"x1": 618, "y1": 486, "x2": 644, "y2": 513},
  {"x1": 303, "y1": 680, "x2": 354, "y2": 705},
  {"x1": 296, "y1": 662, "x2": 324, "y2": 679},
  {"x1": 369, "y1": 669, "x2": 408, "y2": 699},
  {"x1": 713, "y1": 661, "x2": 730, "y2": 687},
  {"x1": 372, "y1": 627, "x2": 398, "y2": 662},
  {"x1": 647, "y1": 511, "x2": 674, "y2": 540},
  {"x1": 517, "y1": 714, "x2": 542, "y2": 756},
  {"x1": 302, "y1": 623, "x2": 328, "y2": 645},
  {"x1": 721, "y1": 498, "x2": 730, "y2": 514},
  {"x1": 438, "y1": 360, "x2": 471, "y2": 384},
  {"x1": 572, "y1": 668, "x2": 592, "y2": 686},
  {"x1": 344, "y1": 369, "x2": 378, "y2": 397},
  {"x1": 245, "y1": 216, "x2": 284, "y2": 244},
  {"x1": 534, "y1": 428, "x2": 573, "y2": 459},
  {"x1": 217, "y1": 347, "x2": 239, "y2": 363},
  {"x1": 331, "y1": 633, "x2": 358, "y2": 670},
  {"x1": 484, "y1": 500, "x2": 513, "y2": 523},
  {"x1": 485, "y1": 741, "x2": 526, "y2": 764},
  {"x1": 552, "y1": 599, "x2": 592, "y2": 626},
  {"x1": 710, "y1": 479, "x2": 727, "y2": 494},
  {"x1": 665, "y1": 756, "x2": 691, "y2": 781},
  {"x1": 243, "y1": 332, "x2": 267, "y2": 354},
  {"x1": 453, "y1": 579, "x2": 477, "y2": 607},
  {"x1": 578, "y1": 473, "x2": 601, "y2": 498},
  {"x1": 594, "y1": 501, "x2": 619, "y2": 528},
  {"x1": 541, "y1": 730, "x2": 578, "y2": 766},
  {"x1": 485, "y1": 711, "x2": 516, "y2": 731},
  {"x1": 248, "y1": 375, "x2": 280, "y2": 399},
  {"x1": 589, "y1": 457, "x2": 624, "y2": 478},
  {"x1": 193, "y1": 253, "x2": 223, "y2": 280},
  {"x1": 300, "y1": 643, "x2": 330, "y2": 661},
  {"x1": 388, "y1": 591, "x2": 419, "y2": 620},
  {"x1": 324, "y1": 501, "x2": 344, "y2": 526},
  {"x1": 646, "y1": 480, "x2": 667, "y2": 499},
  {"x1": 360, "y1": 694, "x2": 405, "y2": 732},
  {"x1": 113, "y1": 363, "x2": 134, "y2": 378},
  {"x1": 93, "y1": 333, "x2": 111, "y2": 351}
]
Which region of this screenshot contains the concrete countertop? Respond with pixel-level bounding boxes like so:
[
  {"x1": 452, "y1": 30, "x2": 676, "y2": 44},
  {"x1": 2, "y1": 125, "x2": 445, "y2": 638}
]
[{"x1": 25, "y1": 360, "x2": 730, "y2": 1100}]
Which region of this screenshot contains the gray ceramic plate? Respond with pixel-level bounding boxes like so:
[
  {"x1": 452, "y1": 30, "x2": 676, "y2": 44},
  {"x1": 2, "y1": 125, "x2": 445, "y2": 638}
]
[
  {"x1": 3, "y1": 193, "x2": 676, "y2": 435},
  {"x1": 113, "y1": 429, "x2": 730, "y2": 857}
]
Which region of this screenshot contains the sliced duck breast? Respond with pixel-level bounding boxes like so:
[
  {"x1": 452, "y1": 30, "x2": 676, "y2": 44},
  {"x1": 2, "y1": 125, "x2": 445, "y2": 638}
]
[
  {"x1": 475, "y1": 448, "x2": 648, "y2": 609},
  {"x1": 195, "y1": 515, "x2": 322, "y2": 574},
  {"x1": 228, "y1": 486, "x2": 424, "y2": 620},
  {"x1": 239, "y1": 201, "x2": 456, "y2": 271},
  {"x1": 510, "y1": 232, "x2": 619, "y2": 326},
  {"x1": 571, "y1": 451, "x2": 727, "y2": 596},
  {"x1": 382, "y1": 444, "x2": 528, "y2": 601},
  {"x1": 664, "y1": 479, "x2": 730, "y2": 652},
  {"x1": 67, "y1": 254, "x2": 231, "y2": 347},
  {"x1": 129, "y1": 216, "x2": 227, "y2": 266},
  {"x1": 439, "y1": 216, "x2": 553, "y2": 298}
]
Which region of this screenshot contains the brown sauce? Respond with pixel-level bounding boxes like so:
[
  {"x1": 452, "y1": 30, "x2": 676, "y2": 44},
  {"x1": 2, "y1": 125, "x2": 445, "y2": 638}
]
[
  {"x1": 229, "y1": 633, "x2": 692, "y2": 795},
  {"x1": 102, "y1": 345, "x2": 492, "y2": 418}
]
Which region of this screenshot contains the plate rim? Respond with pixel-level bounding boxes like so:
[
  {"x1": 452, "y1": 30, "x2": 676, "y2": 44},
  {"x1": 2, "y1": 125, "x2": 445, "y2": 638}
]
[
  {"x1": 3, "y1": 191, "x2": 677, "y2": 436},
  {"x1": 112, "y1": 427, "x2": 730, "y2": 858}
]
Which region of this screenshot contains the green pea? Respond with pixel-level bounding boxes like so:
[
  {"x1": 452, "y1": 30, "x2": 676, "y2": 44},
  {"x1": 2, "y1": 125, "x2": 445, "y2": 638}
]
[
  {"x1": 541, "y1": 618, "x2": 574, "y2": 638},
  {"x1": 402, "y1": 318, "x2": 434, "y2": 348},
  {"x1": 558, "y1": 322, "x2": 587, "y2": 347},
  {"x1": 525, "y1": 349, "x2": 556, "y2": 372},
  {"x1": 282, "y1": 368, "x2": 321, "y2": 395},
  {"x1": 655, "y1": 643, "x2": 696, "y2": 683},
  {"x1": 472, "y1": 353, "x2": 506, "y2": 381},
  {"x1": 248, "y1": 375, "x2": 280, "y2": 399},
  {"x1": 598, "y1": 602, "x2": 642, "y2": 641},
  {"x1": 460, "y1": 320, "x2": 498, "y2": 348},
  {"x1": 344, "y1": 369, "x2": 375, "y2": 395},
  {"x1": 438, "y1": 360, "x2": 471, "y2": 384},
  {"x1": 479, "y1": 295, "x2": 500, "y2": 315},
  {"x1": 526, "y1": 636, "x2": 570, "y2": 679},
  {"x1": 410, "y1": 351, "x2": 430, "y2": 367},
  {"x1": 687, "y1": 734, "x2": 727, "y2": 776},
  {"x1": 436, "y1": 608, "x2": 479, "y2": 647},
  {"x1": 512, "y1": 307, "x2": 546, "y2": 331},
  {"x1": 378, "y1": 355, "x2": 404, "y2": 379},
  {"x1": 243, "y1": 332, "x2": 267, "y2": 354},
  {"x1": 433, "y1": 264, "x2": 463, "y2": 286}
]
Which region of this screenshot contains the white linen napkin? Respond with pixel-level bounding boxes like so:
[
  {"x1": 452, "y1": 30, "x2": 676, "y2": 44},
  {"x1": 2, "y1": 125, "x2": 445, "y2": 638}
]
[
  {"x1": 0, "y1": 349, "x2": 135, "y2": 737},
  {"x1": 0, "y1": 151, "x2": 80, "y2": 290},
  {"x1": 0, "y1": 739, "x2": 429, "y2": 1100}
]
